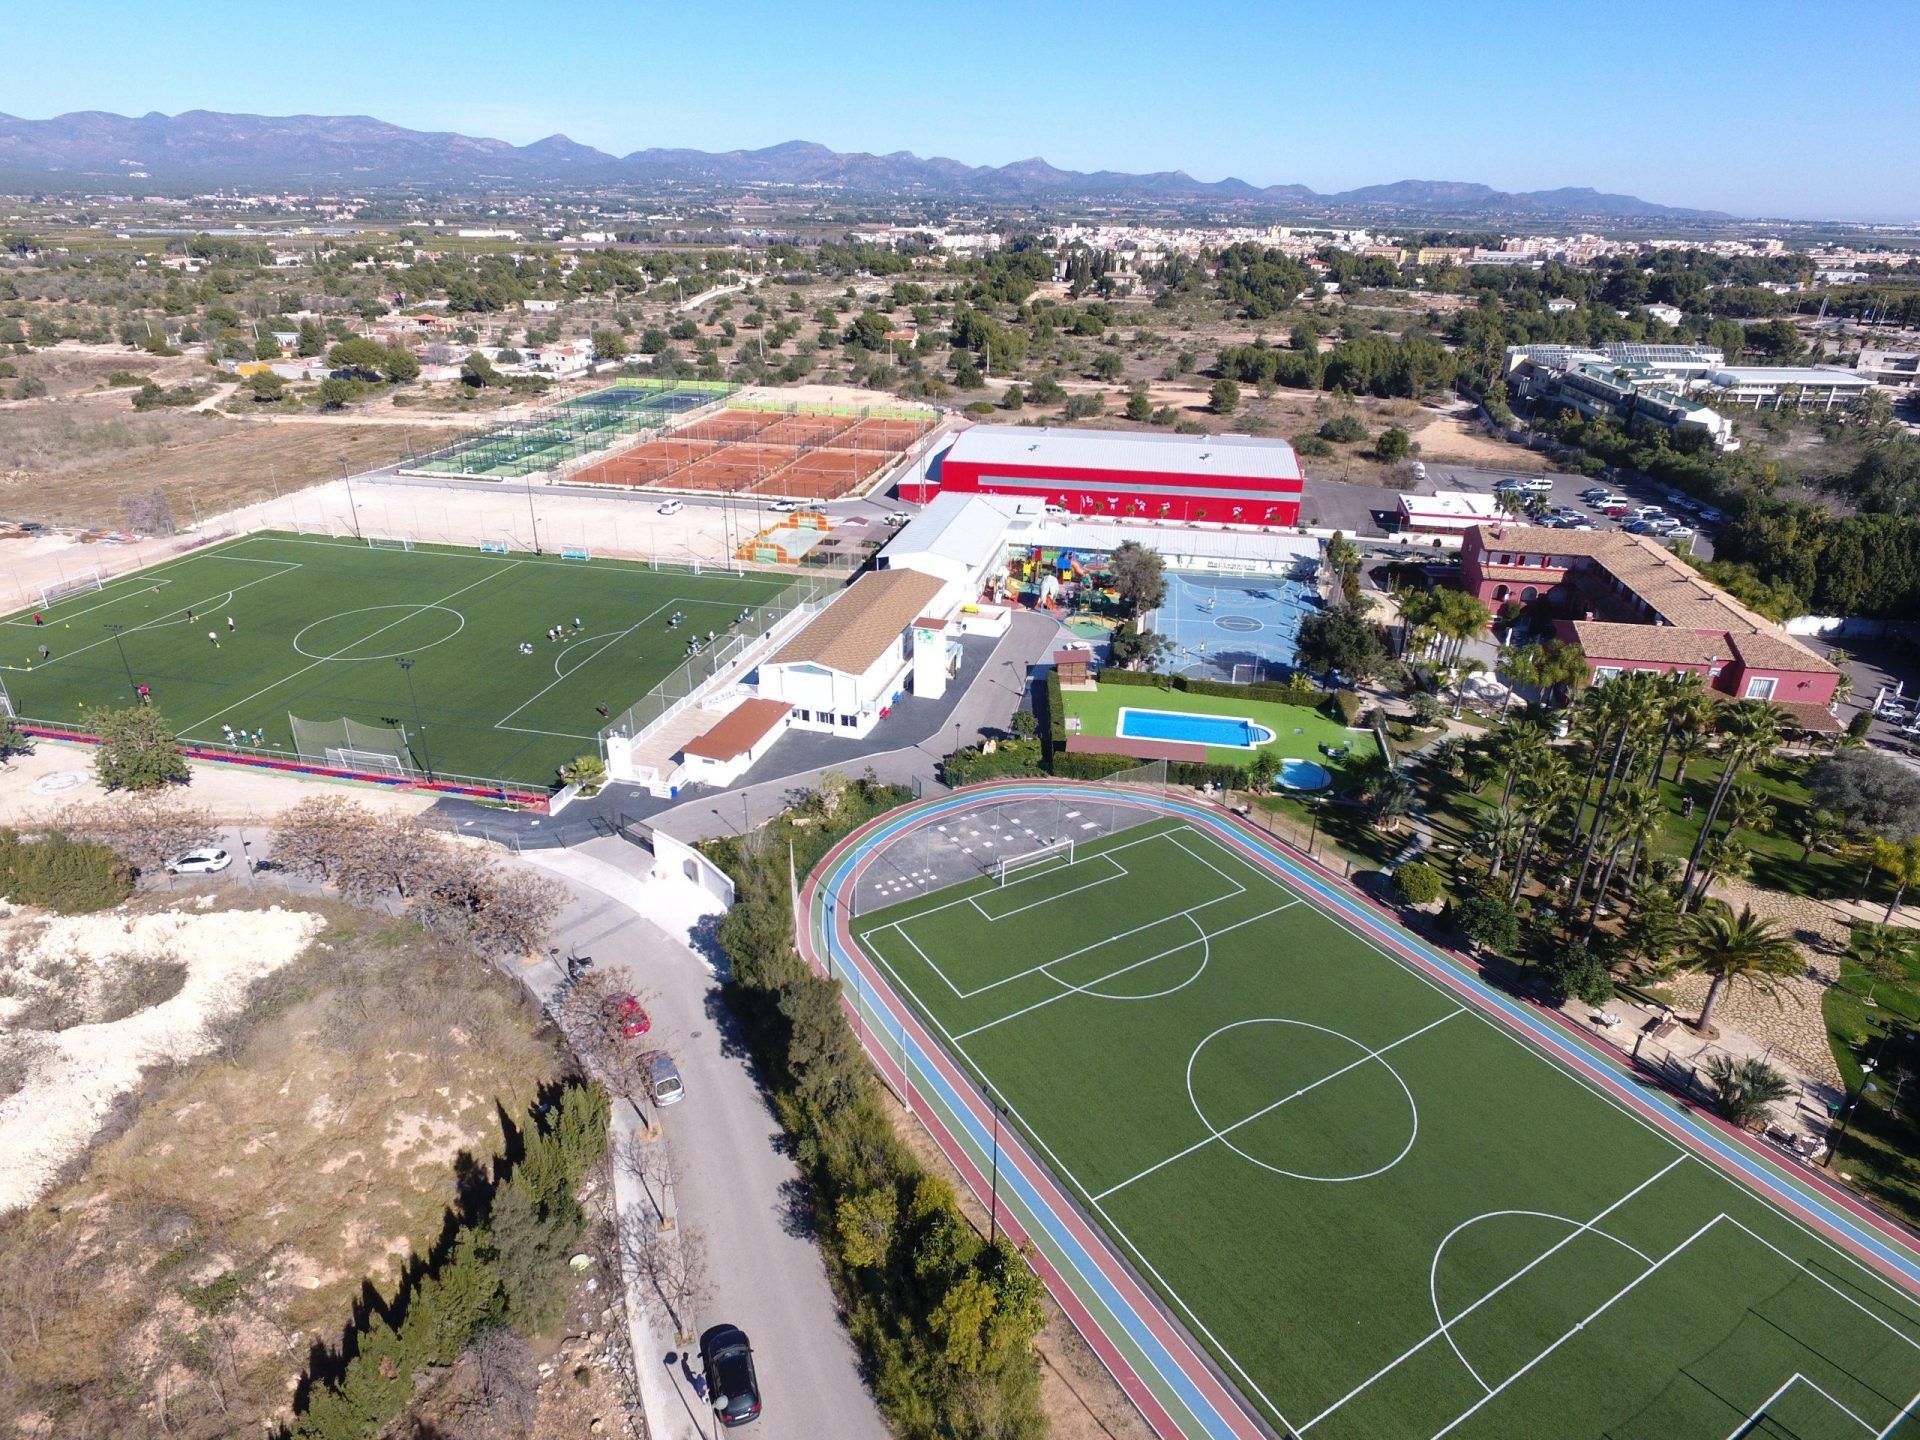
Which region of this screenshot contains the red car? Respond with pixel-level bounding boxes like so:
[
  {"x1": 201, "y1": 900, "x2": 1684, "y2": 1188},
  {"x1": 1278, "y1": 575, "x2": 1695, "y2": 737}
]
[{"x1": 606, "y1": 994, "x2": 651, "y2": 1038}]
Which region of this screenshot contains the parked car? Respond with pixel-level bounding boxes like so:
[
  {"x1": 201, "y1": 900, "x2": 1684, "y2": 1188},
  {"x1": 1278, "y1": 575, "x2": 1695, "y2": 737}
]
[
  {"x1": 883, "y1": 510, "x2": 910, "y2": 525},
  {"x1": 641, "y1": 1050, "x2": 684, "y2": 1106},
  {"x1": 1589, "y1": 493, "x2": 1631, "y2": 510},
  {"x1": 656, "y1": 499, "x2": 684, "y2": 516},
  {"x1": 166, "y1": 847, "x2": 232, "y2": 875},
  {"x1": 768, "y1": 498, "x2": 802, "y2": 514},
  {"x1": 1699, "y1": 507, "x2": 1728, "y2": 526},
  {"x1": 1624, "y1": 519, "x2": 1664, "y2": 535},
  {"x1": 606, "y1": 994, "x2": 651, "y2": 1039},
  {"x1": 1578, "y1": 486, "x2": 1612, "y2": 502},
  {"x1": 1665, "y1": 526, "x2": 1697, "y2": 545},
  {"x1": 1629, "y1": 505, "x2": 1667, "y2": 521},
  {"x1": 1601, "y1": 502, "x2": 1635, "y2": 517},
  {"x1": 1550, "y1": 517, "x2": 1595, "y2": 530},
  {"x1": 1044, "y1": 503, "x2": 1069, "y2": 518},
  {"x1": 1647, "y1": 516, "x2": 1684, "y2": 534},
  {"x1": 701, "y1": 1324, "x2": 762, "y2": 1428}
]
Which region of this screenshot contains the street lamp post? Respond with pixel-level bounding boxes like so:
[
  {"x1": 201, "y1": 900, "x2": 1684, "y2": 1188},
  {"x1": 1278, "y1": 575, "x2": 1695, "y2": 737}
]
[
  {"x1": 396, "y1": 656, "x2": 433, "y2": 779},
  {"x1": 103, "y1": 623, "x2": 136, "y2": 696}
]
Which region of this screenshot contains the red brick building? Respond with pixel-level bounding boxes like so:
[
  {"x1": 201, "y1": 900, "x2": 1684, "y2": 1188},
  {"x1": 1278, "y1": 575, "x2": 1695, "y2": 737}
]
[
  {"x1": 929, "y1": 425, "x2": 1305, "y2": 527},
  {"x1": 1459, "y1": 523, "x2": 1841, "y2": 730}
]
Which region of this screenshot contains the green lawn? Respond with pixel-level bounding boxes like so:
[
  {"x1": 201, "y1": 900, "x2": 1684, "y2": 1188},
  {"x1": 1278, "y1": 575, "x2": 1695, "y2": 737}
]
[
  {"x1": 855, "y1": 818, "x2": 1920, "y2": 1439},
  {"x1": 2, "y1": 532, "x2": 799, "y2": 787},
  {"x1": 1062, "y1": 681, "x2": 1376, "y2": 771},
  {"x1": 1824, "y1": 946, "x2": 1920, "y2": 1229}
]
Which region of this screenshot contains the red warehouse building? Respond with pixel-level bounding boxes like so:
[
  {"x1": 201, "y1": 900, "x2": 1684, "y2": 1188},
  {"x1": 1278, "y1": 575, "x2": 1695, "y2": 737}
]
[{"x1": 926, "y1": 425, "x2": 1305, "y2": 527}]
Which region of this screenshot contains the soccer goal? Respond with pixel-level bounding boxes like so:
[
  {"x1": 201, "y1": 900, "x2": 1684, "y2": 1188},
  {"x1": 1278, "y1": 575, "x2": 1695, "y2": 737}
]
[
  {"x1": 996, "y1": 837, "x2": 1075, "y2": 886},
  {"x1": 37, "y1": 569, "x2": 102, "y2": 608},
  {"x1": 366, "y1": 536, "x2": 415, "y2": 551},
  {"x1": 1230, "y1": 662, "x2": 1258, "y2": 685},
  {"x1": 326, "y1": 748, "x2": 409, "y2": 777}
]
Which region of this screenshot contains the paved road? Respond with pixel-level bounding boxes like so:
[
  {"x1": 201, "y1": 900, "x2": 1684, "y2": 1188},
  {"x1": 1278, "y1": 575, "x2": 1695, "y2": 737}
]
[{"x1": 519, "y1": 846, "x2": 895, "y2": 1440}]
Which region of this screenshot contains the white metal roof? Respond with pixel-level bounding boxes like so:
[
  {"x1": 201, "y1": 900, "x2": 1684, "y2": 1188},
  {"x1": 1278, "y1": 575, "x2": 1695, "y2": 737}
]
[
  {"x1": 880, "y1": 492, "x2": 1034, "y2": 576},
  {"x1": 1399, "y1": 491, "x2": 1503, "y2": 519},
  {"x1": 1705, "y1": 366, "x2": 1876, "y2": 387},
  {"x1": 946, "y1": 425, "x2": 1302, "y2": 482}
]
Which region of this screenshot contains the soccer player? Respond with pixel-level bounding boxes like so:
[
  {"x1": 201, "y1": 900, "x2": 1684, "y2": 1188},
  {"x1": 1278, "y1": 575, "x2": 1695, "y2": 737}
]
[
  {"x1": 226, "y1": 616, "x2": 235, "y2": 632},
  {"x1": 37, "y1": 644, "x2": 49, "y2": 660},
  {"x1": 208, "y1": 630, "x2": 219, "y2": 647}
]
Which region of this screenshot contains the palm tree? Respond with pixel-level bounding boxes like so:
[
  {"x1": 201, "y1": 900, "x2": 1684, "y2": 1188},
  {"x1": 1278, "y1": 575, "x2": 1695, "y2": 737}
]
[
  {"x1": 1648, "y1": 670, "x2": 1710, "y2": 785},
  {"x1": 1619, "y1": 881, "x2": 1684, "y2": 973},
  {"x1": 1796, "y1": 807, "x2": 1843, "y2": 862},
  {"x1": 1471, "y1": 805, "x2": 1528, "y2": 880},
  {"x1": 1681, "y1": 902, "x2": 1802, "y2": 1033},
  {"x1": 1570, "y1": 674, "x2": 1663, "y2": 915},
  {"x1": 1702, "y1": 1054, "x2": 1794, "y2": 1128},
  {"x1": 1845, "y1": 924, "x2": 1916, "y2": 1006},
  {"x1": 1681, "y1": 701, "x2": 1787, "y2": 906},
  {"x1": 1493, "y1": 716, "x2": 1551, "y2": 812},
  {"x1": 1584, "y1": 782, "x2": 1666, "y2": 934},
  {"x1": 1507, "y1": 751, "x2": 1576, "y2": 904},
  {"x1": 1449, "y1": 657, "x2": 1487, "y2": 717},
  {"x1": 1663, "y1": 684, "x2": 1719, "y2": 784},
  {"x1": 1690, "y1": 834, "x2": 1753, "y2": 906},
  {"x1": 1536, "y1": 640, "x2": 1590, "y2": 710},
  {"x1": 1869, "y1": 834, "x2": 1920, "y2": 923},
  {"x1": 1498, "y1": 642, "x2": 1544, "y2": 717}
]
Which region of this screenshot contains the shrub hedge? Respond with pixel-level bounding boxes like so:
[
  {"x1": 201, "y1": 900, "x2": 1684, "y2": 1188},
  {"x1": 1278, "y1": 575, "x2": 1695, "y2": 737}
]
[{"x1": 0, "y1": 830, "x2": 135, "y2": 913}]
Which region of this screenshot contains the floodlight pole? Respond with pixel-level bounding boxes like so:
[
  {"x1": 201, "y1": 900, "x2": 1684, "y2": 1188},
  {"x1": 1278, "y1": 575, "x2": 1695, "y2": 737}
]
[
  {"x1": 340, "y1": 455, "x2": 362, "y2": 538},
  {"x1": 103, "y1": 622, "x2": 136, "y2": 695},
  {"x1": 526, "y1": 471, "x2": 540, "y2": 552},
  {"x1": 397, "y1": 656, "x2": 434, "y2": 779}
]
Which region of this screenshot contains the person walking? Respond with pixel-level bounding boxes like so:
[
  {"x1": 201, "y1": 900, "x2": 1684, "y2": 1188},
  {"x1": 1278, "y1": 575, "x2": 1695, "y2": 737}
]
[
  {"x1": 37, "y1": 644, "x2": 49, "y2": 660},
  {"x1": 226, "y1": 616, "x2": 235, "y2": 632},
  {"x1": 208, "y1": 630, "x2": 219, "y2": 648}
]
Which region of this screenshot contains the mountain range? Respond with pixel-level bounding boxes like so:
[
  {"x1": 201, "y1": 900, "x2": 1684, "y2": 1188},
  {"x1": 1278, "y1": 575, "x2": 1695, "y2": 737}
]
[{"x1": 0, "y1": 110, "x2": 1732, "y2": 220}]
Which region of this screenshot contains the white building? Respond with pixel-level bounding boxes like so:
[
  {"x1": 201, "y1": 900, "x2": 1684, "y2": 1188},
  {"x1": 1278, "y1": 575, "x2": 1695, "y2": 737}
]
[
  {"x1": 1855, "y1": 349, "x2": 1920, "y2": 392},
  {"x1": 1645, "y1": 303, "x2": 1684, "y2": 326},
  {"x1": 755, "y1": 568, "x2": 952, "y2": 738},
  {"x1": 1702, "y1": 366, "x2": 1878, "y2": 411},
  {"x1": 1397, "y1": 490, "x2": 1505, "y2": 535},
  {"x1": 678, "y1": 698, "x2": 792, "y2": 788},
  {"x1": 878, "y1": 492, "x2": 1040, "y2": 594}
]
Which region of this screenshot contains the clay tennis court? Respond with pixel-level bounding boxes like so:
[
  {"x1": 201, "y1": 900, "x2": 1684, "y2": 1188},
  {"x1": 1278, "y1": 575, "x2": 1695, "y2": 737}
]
[{"x1": 570, "y1": 404, "x2": 936, "y2": 501}]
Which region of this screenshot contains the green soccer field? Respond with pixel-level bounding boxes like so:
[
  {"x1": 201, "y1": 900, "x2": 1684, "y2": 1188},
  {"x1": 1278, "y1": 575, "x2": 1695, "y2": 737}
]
[
  {"x1": 1, "y1": 532, "x2": 801, "y2": 787},
  {"x1": 854, "y1": 817, "x2": 1920, "y2": 1440}
]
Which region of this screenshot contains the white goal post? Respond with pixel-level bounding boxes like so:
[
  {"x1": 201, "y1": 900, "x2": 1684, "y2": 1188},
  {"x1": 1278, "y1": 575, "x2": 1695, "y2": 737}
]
[
  {"x1": 325, "y1": 747, "x2": 409, "y2": 777},
  {"x1": 366, "y1": 536, "x2": 415, "y2": 551},
  {"x1": 996, "y1": 837, "x2": 1075, "y2": 886},
  {"x1": 37, "y1": 569, "x2": 102, "y2": 608}
]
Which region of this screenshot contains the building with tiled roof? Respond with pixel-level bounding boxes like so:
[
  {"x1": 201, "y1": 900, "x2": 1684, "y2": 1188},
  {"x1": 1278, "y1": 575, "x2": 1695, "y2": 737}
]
[{"x1": 1461, "y1": 524, "x2": 1840, "y2": 729}]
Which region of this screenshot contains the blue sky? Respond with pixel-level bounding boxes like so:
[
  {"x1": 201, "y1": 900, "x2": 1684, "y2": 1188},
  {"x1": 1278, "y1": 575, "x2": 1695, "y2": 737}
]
[{"x1": 4, "y1": 0, "x2": 1915, "y2": 221}]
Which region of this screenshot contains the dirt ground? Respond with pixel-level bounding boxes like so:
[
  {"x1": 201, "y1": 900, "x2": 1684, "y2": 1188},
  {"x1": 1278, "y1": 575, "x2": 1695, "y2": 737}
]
[
  {"x1": 878, "y1": 1087, "x2": 1157, "y2": 1440},
  {"x1": 0, "y1": 738, "x2": 440, "y2": 827},
  {"x1": 0, "y1": 896, "x2": 565, "y2": 1438},
  {"x1": 0, "y1": 397, "x2": 458, "y2": 529}
]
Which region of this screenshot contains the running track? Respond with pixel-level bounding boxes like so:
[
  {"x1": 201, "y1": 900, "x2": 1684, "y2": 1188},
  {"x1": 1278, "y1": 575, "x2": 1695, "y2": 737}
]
[{"x1": 797, "y1": 780, "x2": 1920, "y2": 1440}]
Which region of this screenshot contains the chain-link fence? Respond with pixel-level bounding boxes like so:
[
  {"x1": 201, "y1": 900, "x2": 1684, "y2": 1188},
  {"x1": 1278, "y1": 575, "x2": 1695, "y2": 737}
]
[{"x1": 600, "y1": 572, "x2": 836, "y2": 745}]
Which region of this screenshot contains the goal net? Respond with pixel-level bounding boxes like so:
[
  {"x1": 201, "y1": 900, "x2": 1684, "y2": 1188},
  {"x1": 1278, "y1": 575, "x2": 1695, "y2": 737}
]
[
  {"x1": 366, "y1": 536, "x2": 415, "y2": 551},
  {"x1": 37, "y1": 569, "x2": 102, "y2": 608},
  {"x1": 1230, "y1": 663, "x2": 1257, "y2": 686},
  {"x1": 289, "y1": 714, "x2": 414, "y2": 773},
  {"x1": 996, "y1": 837, "x2": 1075, "y2": 886}
]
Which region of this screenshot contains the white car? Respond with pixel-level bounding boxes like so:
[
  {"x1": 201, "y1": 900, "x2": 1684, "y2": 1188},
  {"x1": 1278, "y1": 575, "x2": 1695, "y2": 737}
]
[
  {"x1": 1044, "y1": 503, "x2": 1069, "y2": 518},
  {"x1": 656, "y1": 499, "x2": 684, "y2": 516},
  {"x1": 166, "y1": 847, "x2": 232, "y2": 875},
  {"x1": 883, "y1": 510, "x2": 910, "y2": 525},
  {"x1": 768, "y1": 498, "x2": 803, "y2": 514}
]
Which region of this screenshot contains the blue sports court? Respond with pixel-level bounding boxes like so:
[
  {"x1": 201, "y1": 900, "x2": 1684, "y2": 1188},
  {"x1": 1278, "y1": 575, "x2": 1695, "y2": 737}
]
[{"x1": 1147, "y1": 569, "x2": 1322, "y2": 683}]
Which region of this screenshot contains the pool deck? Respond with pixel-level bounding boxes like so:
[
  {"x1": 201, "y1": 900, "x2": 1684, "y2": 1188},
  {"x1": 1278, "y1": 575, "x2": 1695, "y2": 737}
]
[{"x1": 1063, "y1": 734, "x2": 1207, "y2": 762}]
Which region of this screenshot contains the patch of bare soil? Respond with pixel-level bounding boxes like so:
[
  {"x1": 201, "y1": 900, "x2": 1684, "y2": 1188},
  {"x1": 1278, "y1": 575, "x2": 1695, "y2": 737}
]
[{"x1": 0, "y1": 899, "x2": 562, "y2": 1438}]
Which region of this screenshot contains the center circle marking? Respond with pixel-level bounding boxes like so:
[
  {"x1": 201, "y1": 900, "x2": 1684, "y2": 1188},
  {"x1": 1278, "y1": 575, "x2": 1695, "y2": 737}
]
[
  {"x1": 1187, "y1": 1017, "x2": 1419, "y2": 1183},
  {"x1": 1213, "y1": 613, "x2": 1263, "y2": 633},
  {"x1": 292, "y1": 605, "x2": 467, "y2": 661}
]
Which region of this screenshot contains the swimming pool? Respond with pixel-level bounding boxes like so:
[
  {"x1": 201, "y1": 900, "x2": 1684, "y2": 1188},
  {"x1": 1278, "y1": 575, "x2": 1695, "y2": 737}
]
[
  {"x1": 1277, "y1": 757, "x2": 1332, "y2": 791},
  {"x1": 1116, "y1": 707, "x2": 1275, "y2": 749}
]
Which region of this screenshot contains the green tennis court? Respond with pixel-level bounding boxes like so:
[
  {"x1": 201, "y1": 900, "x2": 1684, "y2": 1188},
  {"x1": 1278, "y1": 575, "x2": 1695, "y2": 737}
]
[
  {"x1": 1, "y1": 532, "x2": 800, "y2": 786},
  {"x1": 853, "y1": 816, "x2": 1920, "y2": 1439}
]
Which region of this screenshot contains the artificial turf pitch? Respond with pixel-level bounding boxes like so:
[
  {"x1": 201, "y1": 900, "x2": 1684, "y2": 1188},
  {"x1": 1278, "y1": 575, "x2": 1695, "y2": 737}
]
[
  {"x1": 1, "y1": 532, "x2": 797, "y2": 787},
  {"x1": 853, "y1": 817, "x2": 1920, "y2": 1440}
]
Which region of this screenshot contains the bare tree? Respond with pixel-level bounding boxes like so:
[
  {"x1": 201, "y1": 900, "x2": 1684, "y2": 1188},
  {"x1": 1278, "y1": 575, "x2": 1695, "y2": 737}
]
[
  {"x1": 618, "y1": 1129, "x2": 678, "y2": 1230},
  {"x1": 121, "y1": 486, "x2": 177, "y2": 537},
  {"x1": 268, "y1": 794, "x2": 374, "y2": 882},
  {"x1": 625, "y1": 1214, "x2": 708, "y2": 1344},
  {"x1": 53, "y1": 794, "x2": 216, "y2": 873}
]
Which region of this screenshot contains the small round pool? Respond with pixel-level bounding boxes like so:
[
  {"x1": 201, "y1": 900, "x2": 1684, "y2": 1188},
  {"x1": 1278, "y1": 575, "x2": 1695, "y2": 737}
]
[{"x1": 1277, "y1": 758, "x2": 1332, "y2": 791}]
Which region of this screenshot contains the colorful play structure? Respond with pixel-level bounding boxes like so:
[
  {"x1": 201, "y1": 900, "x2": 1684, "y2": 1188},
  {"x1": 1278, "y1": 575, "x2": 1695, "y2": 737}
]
[
  {"x1": 735, "y1": 511, "x2": 832, "y2": 564},
  {"x1": 997, "y1": 545, "x2": 1120, "y2": 614}
]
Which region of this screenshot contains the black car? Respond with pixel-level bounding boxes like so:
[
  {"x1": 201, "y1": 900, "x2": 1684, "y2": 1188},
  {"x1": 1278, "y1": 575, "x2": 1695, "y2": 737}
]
[{"x1": 700, "y1": 1323, "x2": 762, "y2": 1427}]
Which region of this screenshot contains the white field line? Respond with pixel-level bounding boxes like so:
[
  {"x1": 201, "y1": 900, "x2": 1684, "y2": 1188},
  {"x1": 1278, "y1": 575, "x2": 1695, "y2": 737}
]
[
  {"x1": 1426, "y1": 1216, "x2": 1728, "y2": 1440},
  {"x1": 885, "y1": 921, "x2": 969, "y2": 1002},
  {"x1": 1724, "y1": 1373, "x2": 1877, "y2": 1439},
  {"x1": 1094, "y1": 1010, "x2": 1465, "y2": 1203},
  {"x1": 953, "y1": 902, "x2": 1294, "y2": 1041},
  {"x1": 17, "y1": 562, "x2": 304, "y2": 672},
  {"x1": 492, "y1": 593, "x2": 683, "y2": 728},
  {"x1": 1875, "y1": 1388, "x2": 1920, "y2": 1439},
  {"x1": 955, "y1": 869, "x2": 1247, "y2": 999},
  {"x1": 1300, "y1": 1155, "x2": 1689, "y2": 1432},
  {"x1": 966, "y1": 854, "x2": 1129, "y2": 922},
  {"x1": 180, "y1": 562, "x2": 523, "y2": 734},
  {"x1": 858, "y1": 930, "x2": 1302, "y2": 1440},
  {"x1": 1716, "y1": 1215, "x2": 1920, "y2": 1355}
]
